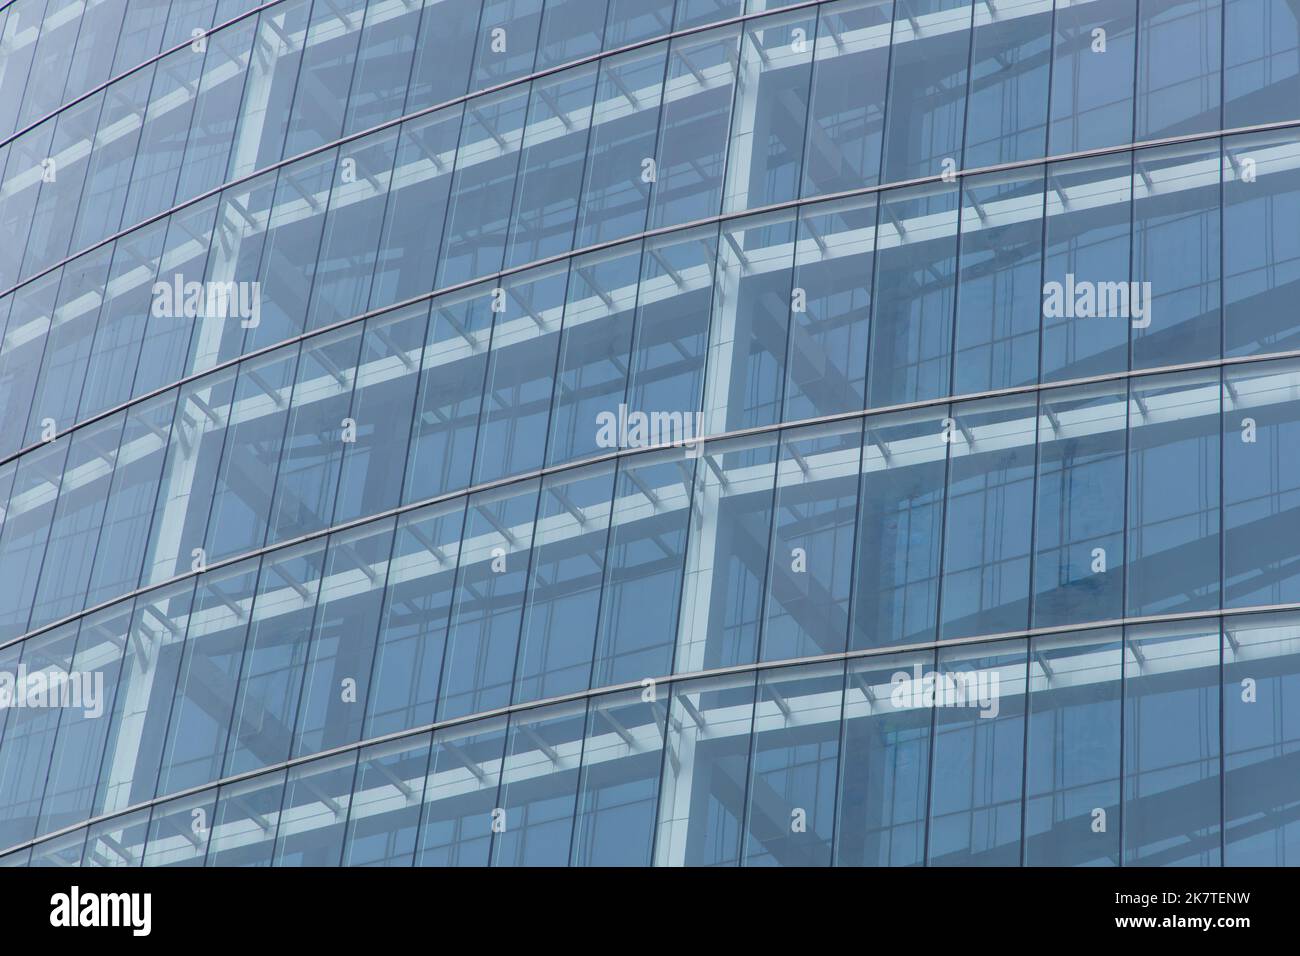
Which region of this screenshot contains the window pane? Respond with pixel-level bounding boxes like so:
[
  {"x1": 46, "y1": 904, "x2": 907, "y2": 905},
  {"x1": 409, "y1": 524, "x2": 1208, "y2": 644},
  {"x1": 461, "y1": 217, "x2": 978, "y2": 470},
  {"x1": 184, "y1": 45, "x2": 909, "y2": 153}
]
[
  {"x1": 1122, "y1": 620, "x2": 1221, "y2": 866},
  {"x1": 1125, "y1": 370, "x2": 1221, "y2": 617},
  {"x1": 491, "y1": 699, "x2": 586, "y2": 866},
  {"x1": 415, "y1": 716, "x2": 507, "y2": 866},
  {"x1": 940, "y1": 394, "x2": 1036, "y2": 640},
  {"x1": 761, "y1": 421, "x2": 862, "y2": 662},
  {"x1": 676, "y1": 434, "x2": 776, "y2": 673},
  {"x1": 570, "y1": 688, "x2": 669, "y2": 866},
  {"x1": 1032, "y1": 381, "x2": 1127, "y2": 628},
  {"x1": 927, "y1": 639, "x2": 1027, "y2": 866},
  {"x1": 742, "y1": 661, "x2": 842, "y2": 866},
  {"x1": 515, "y1": 462, "x2": 616, "y2": 704},
  {"x1": 835, "y1": 650, "x2": 932, "y2": 866},
  {"x1": 1223, "y1": 612, "x2": 1300, "y2": 865},
  {"x1": 342, "y1": 734, "x2": 432, "y2": 866},
  {"x1": 653, "y1": 671, "x2": 756, "y2": 866},
  {"x1": 1024, "y1": 628, "x2": 1122, "y2": 866}
]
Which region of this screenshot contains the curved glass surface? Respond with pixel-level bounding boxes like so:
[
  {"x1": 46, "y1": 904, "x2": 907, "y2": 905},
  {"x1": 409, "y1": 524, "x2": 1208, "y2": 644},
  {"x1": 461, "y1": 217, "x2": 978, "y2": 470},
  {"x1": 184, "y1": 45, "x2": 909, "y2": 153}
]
[{"x1": 1, "y1": 0, "x2": 1298, "y2": 866}]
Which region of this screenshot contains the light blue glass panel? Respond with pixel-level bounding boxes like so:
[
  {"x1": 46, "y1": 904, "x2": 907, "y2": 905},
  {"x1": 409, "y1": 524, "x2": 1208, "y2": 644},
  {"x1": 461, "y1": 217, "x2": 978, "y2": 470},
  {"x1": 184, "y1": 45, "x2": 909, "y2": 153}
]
[
  {"x1": 784, "y1": 194, "x2": 876, "y2": 420},
  {"x1": 1223, "y1": 359, "x2": 1300, "y2": 607},
  {"x1": 292, "y1": 518, "x2": 395, "y2": 756},
  {"x1": 0, "y1": 437, "x2": 68, "y2": 639},
  {"x1": 175, "y1": 18, "x2": 257, "y2": 202},
  {"x1": 491, "y1": 699, "x2": 587, "y2": 866},
  {"x1": 676, "y1": 434, "x2": 777, "y2": 673},
  {"x1": 1040, "y1": 154, "x2": 1132, "y2": 383},
  {"x1": 515, "y1": 461, "x2": 617, "y2": 703},
  {"x1": 881, "y1": 0, "x2": 972, "y2": 183},
  {"x1": 267, "y1": 327, "x2": 362, "y2": 544},
  {"x1": 141, "y1": 791, "x2": 216, "y2": 866},
  {"x1": 761, "y1": 421, "x2": 861, "y2": 662},
  {"x1": 368, "y1": 107, "x2": 463, "y2": 309},
  {"x1": 1135, "y1": 0, "x2": 1222, "y2": 140},
  {"x1": 702, "y1": 211, "x2": 796, "y2": 434},
  {"x1": 282, "y1": 0, "x2": 366, "y2": 157},
  {"x1": 70, "y1": 69, "x2": 153, "y2": 252},
  {"x1": 0, "y1": 623, "x2": 78, "y2": 849},
  {"x1": 227, "y1": 0, "x2": 313, "y2": 179},
  {"x1": 471, "y1": 0, "x2": 543, "y2": 88},
  {"x1": 0, "y1": 271, "x2": 60, "y2": 459},
  {"x1": 343, "y1": 0, "x2": 423, "y2": 134},
  {"x1": 653, "y1": 671, "x2": 756, "y2": 866},
  {"x1": 649, "y1": 25, "x2": 740, "y2": 229},
  {"x1": 544, "y1": 240, "x2": 641, "y2": 467},
  {"x1": 94, "y1": 581, "x2": 194, "y2": 816},
  {"x1": 1032, "y1": 381, "x2": 1127, "y2": 628},
  {"x1": 25, "y1": 246, "x2": 114, "y2": 448},
  {"x1": 1048, "y1": 0, "x2": 1136, "y2": 155},
  {"x1": 1224, "y1": 0, "x2": 1300, "y2": 127},
  {"x1": 626, "y1": 225, "x2": 719, "y2": 421},
  {"x1": 247, "y1": 151, "x2": 336, "y2": 352},
  {"x1": 1024, "y1": 628, "x2": 1122, "y2": 866},
  {"x1": 203, "y1": 346, "x2": 297, "y2": 562},
  {"x1": 138, "y1": 368, "x2": 236, "y2": 586},
  {"x1": 405, "y1": 0, "x2": 481, "y2": 112},
  {"x1": 435, "y1": 86, "x2": 529, "y2": 286},
  {"x1": 1130, "y1": 142, "x2": 1221, "y2": 369},
  {"x1": 962, "y1": 0, "x2": 1051, "y2": 168},
  {"x1": 570, "y1": 688, "x2": 669, "y2": 866},
  {"x1": 365, "y1": 499, "x2": 466, "y2": 738},
  {"x1": 205, "y1": 769, "x2": 286, "y2": 865},
  {"x1": 940, "y1": 394, "x2": 1036, "y2": 640},
  {"x1": 537, "y1": 0, "x2": 608, "y2": 68},
  {"x1": 36, "y1": 601, "x2": 131, "y2": 836},
  {"x1": 273, "y1": 751, "x2": 358, "y2": 865},
  {"x1": 305, "y1": 128, "x2": 400, "y2": 331},
  {"x1": 927, "y1": 639, "x2": 1027, "y2": 866},
  {"x1": 505, "y1": 64, "x2": 599, "y2": 268},
  {"x1": 867, "y1": 181, "x2": 958, "y2": 408},
  {"x1": 742, "y1": 660, "x2": 842, "y2": 866},
  {"x1": 403, "y1": 282, "x2": 493, "y2": 503},
  {"x1": 574, "y1": 43, "x2": 667, "y2": 248},
  {"x1": 223, "y1": 539, "x2": 325, "y2": 775},
  {"x1": 1126, "y1": 370, "x2": 1221, "y2": 617},
  {"x1": 1222, "y1": 129, "x2": 1300, "y2": 357},
  {"x1": 953, "y1": 167, "x2": 1044, "y2": 395},
  {"x1": 721, "y1": 9, "x2": 814, "y2": 213},
  {"x1": 155, "y1": 558, "x2": 259, "y2": 797},
  {"x1": 78, "y1": 220, "x2": 168, "y2": 418},
  {"x1": 1123, "y1": 620, "x2": 1221, "y2": 866},
  {"x1": 29, "y1": 829, "x2": 88, "y2": 867},
  {"x1": 439, "y1": 480, "x2": 540, "y2": 719},
  {"x1": 192, "y1": 170, "x2": 277, "y2": 372},
  {"x1": 851, "y1": 406, "x2": 947, "y2": 649},
  {"x1": 800, "y1": 0, "x2": 891, "y2": 197},
  {"x1": 471, "y1": 262, "x2": 567, "y2": 484},
  {"x1": 593, "y1": 449, "x2": 695, "y2": 685},
  {"x1": 1223, "y1": 612, "x2": 1300, "y2": 865},
  {"x1": 415, "y1": 716, "x2": 507, "y2": 866},
  {"x1": 28, "y1": 414, "x2": 123, "y2": 630},
  {"x1": 334, "y1": 304, "x2": 429, "y2": 524},
  {"x1": 133, "y1": 196, "x2": 218, "y2": 397},
  {"x1": 342, "y1": 734, "x2": 432, "y2": 866},
  {"x1": 23, "y1": 96, "x2": 102, "y2": 278},
  {"x1": 119, "y1": 45, "x2": 204, "y2": 230},
  {"x1": 835, "y1": 649, "x2": 932, "y2": 866}
]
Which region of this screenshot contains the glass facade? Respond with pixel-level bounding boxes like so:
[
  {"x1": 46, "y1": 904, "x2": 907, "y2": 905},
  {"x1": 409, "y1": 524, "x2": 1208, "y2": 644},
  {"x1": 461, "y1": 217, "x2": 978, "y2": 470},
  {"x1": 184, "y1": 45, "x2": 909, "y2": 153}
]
[{"x1": 0, "y1": 0, "x2": 1297, "y2": 866}]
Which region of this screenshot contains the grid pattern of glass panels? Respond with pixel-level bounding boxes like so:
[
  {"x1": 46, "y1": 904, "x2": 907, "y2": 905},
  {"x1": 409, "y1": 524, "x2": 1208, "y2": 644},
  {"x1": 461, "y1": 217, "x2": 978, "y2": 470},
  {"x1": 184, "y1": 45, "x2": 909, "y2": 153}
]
[
  {"x1": 1, "y1": 0, "x2": 1298, "y2": 866},
  {"x1": 5, "y1": 611, "x2": 1299, "y2": 867}
]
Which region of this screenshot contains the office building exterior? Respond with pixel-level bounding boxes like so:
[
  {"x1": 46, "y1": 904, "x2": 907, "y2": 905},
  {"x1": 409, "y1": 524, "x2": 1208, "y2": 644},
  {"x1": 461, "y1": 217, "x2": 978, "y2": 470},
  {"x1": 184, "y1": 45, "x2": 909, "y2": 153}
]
[{"x1": 0, "y1": 0, "x2": 1297, "y2": 867}]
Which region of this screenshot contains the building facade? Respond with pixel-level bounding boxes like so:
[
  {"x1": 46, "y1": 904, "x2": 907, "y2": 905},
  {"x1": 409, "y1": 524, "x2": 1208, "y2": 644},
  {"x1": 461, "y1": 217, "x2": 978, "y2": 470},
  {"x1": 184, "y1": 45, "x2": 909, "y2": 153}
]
[{"x1": 0, "y1": 0, "x2": 1297, "y2": 866}]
